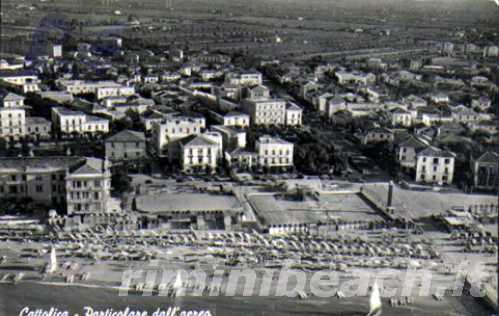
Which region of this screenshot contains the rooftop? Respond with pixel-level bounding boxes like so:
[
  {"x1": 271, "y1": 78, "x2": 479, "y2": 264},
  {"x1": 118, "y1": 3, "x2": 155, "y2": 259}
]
[
  {"x1": 106, "y1": 129, "x2": 145, "y2": 143},
  {"x1": 135, "y1": 192, "x2": 242, "y2": 213}
]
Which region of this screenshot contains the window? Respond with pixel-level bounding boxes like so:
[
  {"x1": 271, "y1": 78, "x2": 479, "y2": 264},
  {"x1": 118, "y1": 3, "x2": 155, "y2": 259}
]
[
  {"x1": 445, "y1": 159, "x2": 450, "y2": 164},
  {"x1": 94, "y1": 192, "x2": 99, "y2": 200},
  {"x1": 35, "y1": 175, "x2": 42, "y2": 181},
  {"x1": 36, "y1": 185, "x2": 43, "y2": 193},
  {"x1": 10, "y1": 175, "x2": 16, "y2": 181},
  {"x1": 433, "y1": 158, "x2": 439, "y2": 164},
  {"x1": 52, "y1": 174, "x2": 57, "y2": 181}
]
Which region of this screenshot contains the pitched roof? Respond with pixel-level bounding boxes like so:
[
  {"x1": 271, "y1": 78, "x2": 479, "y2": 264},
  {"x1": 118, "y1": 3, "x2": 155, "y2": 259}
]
[
  {"x1": 0, "y1": 156, "x2": 82, "y2": 171},
  {"x1": 399, "y1": 135, "x2": 428, "y2": 149},
  {"x1": 0, "y1": 92, "x2": 24, "y2": 101},
  {"x1": 225, "y1": 111, "x2": 248, "y2": 117},
  {"x1": 106, "y1": 129, "x2": 145, "y2": 143},
  {"x1": 286, "y1": 102, "x2": 302, "y2": 111},
  {"x1": 180, "y1": 134, "x2": 218, "y2": 147},
  {"x1": 69, "y1": 157, "x2": 106, "y2": 175},
  {"x1": 476, "y1": 151, "x2": 499, "y2": 163},
  {"x1": 417, "y1": 146, "x2": 455, "y2": 158}
]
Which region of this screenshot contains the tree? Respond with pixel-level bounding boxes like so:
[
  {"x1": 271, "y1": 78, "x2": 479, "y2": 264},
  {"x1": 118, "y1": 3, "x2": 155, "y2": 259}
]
[{"x1": 111, "y1": 169, "x2": 132, "y2": 195}]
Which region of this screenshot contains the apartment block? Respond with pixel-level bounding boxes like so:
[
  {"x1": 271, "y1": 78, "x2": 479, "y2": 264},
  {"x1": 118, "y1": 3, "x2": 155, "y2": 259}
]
[
  {"x1": 256, "y1": 135, "x2": 294, "y2": 168},
  {"x1": 51, "y1": 107, "x2": 109, "y2": 136},
  {"x1": 415, "y1": 147, "x2": 456, "y2": 185}
]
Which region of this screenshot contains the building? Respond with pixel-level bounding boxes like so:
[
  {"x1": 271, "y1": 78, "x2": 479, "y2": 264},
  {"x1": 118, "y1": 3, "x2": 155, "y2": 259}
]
[
  {"x1": 25, "y1": 117, "x2": 51, "y2": 140},
  {"x1": 65, "y1": 158, "x2": 111, "y2": 215},
  {"x1": 37, "y1": 91, "x2": 74, "y2": 104},
  {"x1": 105, "y1": 129, "x2": 147, "y2": 161},
  {"x1": 51, "y1": 107, "x2": 109, "y2": 136},
  {"x1": 153, "y1": 115, "x2": 206, "y2": 157},
  {"x1": 225, "y1": 70, "x2": 262, "y2": 87},
  {"x1": 0, "y1": 156, "x2": 110, "y2": 214},
  {"x1": 471, "y1": 96, "x2": 491, "y2": 112},
  {"x1": 473, "y1": 152, "x2": 499, "y2": 191},
  {"x1": 0, "y1": 70, "x2": 41, "y2": 93},
  {"x1": 0, "y1": 106, "x2": 26, "y2": 141},
  {"x1": 334, "y1": 70, "x2": 375, "y2": 85},
  {"x1": 225, "y1": 148, "x2": 258, "y2": 170},
  {"x1": 361, "y1": 128, "x2": 394, "y2": 145},
  {"x1": 211, "y1": 125, "x2": 247, "y2": 151},
  {"x1": 255, "y1": 135, "x2": 294, "y2": 169},
  {"x1": 391, "y1": 108, "x2": 412, "y2": 127},
  {"x1": 397, "y1": 136, "x2": 429, "y2": 171},
  {"x1": 52, "y1": 44, "x2": 63, "y2": 58},
  {"x1": 245, "y1": 85, "x2": 270, "y2": 100},
  {"x1": 243, "y1": 98, "x2": 286, "y2": 126},
  {"x1": 135, "y1": 192, "x2": 243, "y2": 230},
  {"x1": 415, "y1": 146, "x2": 456, "y2": 185},
  {"x1": 0, "y1": 92, "x2": 25, "y2": 108},
  {"x1": 56, "y1": 80, "x2": 135, "y2": 100},
  {"x1": 285, "y1": 103, "x2": 303, "y2": 126},
  {"x1": 179, "y1": 135, "x2": 220, "y2": 173},
  {"x1": 451, "y1": 105, "x2": 482, "y2": 124},
  {"x1": 211, "y1": 111, "x2": 250, "y2": 128}
]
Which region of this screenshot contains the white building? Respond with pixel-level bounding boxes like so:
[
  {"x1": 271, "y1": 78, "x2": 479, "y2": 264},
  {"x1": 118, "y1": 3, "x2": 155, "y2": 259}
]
[
  {"x1": 225, "y1": 71, "x2": 263, "y2": 87},
  {"x1": 66, "y1": 158, "x2": 111, "y2": 215},
  {"x1": 0, "y1": 156, "x2": 110, "y2": 215},
  {"x1": 415, "y1": 147, "x2": 456, "y2": 185},
  {"x1": 0, "y1": 107, "x2": 26, "y2": 140},
  {"x1": 418, "y1": 110, "x2": 453, "y2": 126},
  {"x1": 391, "y1": 108, "x2": 412, "y2": 127},
  {"x1": 451, "y1": 105, "x2": 484, "y2": 124},
  {"x1": 51, "y1": 107, "x2": 109, "y2": 136},
  {"x1": 285, "y1": 102, "x2": 303, "y2": 126},
  {"x1": 56, "y1": 80, "x2": 135, "y2": 100},
  {"x1": 211, "y1": 111, "x2": 250, "y2": 128},
  {"x1": 180, "y1": 135, "x2": 220, "y2": 173},
  {"x1": 211, "y1": 125, "x2": 247, "y2": 150},
  {"x1": 397, "y1": 136, "x2": 429, "y2": 170},
  {"x1": 256, "y1": 135, "x2": 294, "y2": 168},
  {"x1": 335, "y1": 70, "x2": 375, "y2": 85},
  {"x1": 246, "y1": 85, "x2": 270, "y2": 100},
  {"x1": 153, "y1": 115, "x2": 206, "y2": 157},
  {"x1": 0, "y1": 70, "x2": 40, "y2": 93},
  {"x1": 1, "y1": 92, "x2": 25, "y2": 108},
  {"x1": 243, "y1": 98, "x2": 286, "y2": 126}
]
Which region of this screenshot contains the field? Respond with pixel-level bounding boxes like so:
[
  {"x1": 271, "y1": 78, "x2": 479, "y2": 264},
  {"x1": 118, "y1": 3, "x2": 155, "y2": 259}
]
[{"x1": 1, "y1": 0, "x2": 499, "y2": 58}]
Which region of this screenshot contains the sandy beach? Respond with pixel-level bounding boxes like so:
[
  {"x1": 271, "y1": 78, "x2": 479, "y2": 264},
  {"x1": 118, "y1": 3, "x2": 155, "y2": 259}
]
[{"x1": 0, "y1": 281, "x2": 495, "y2": 316}]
